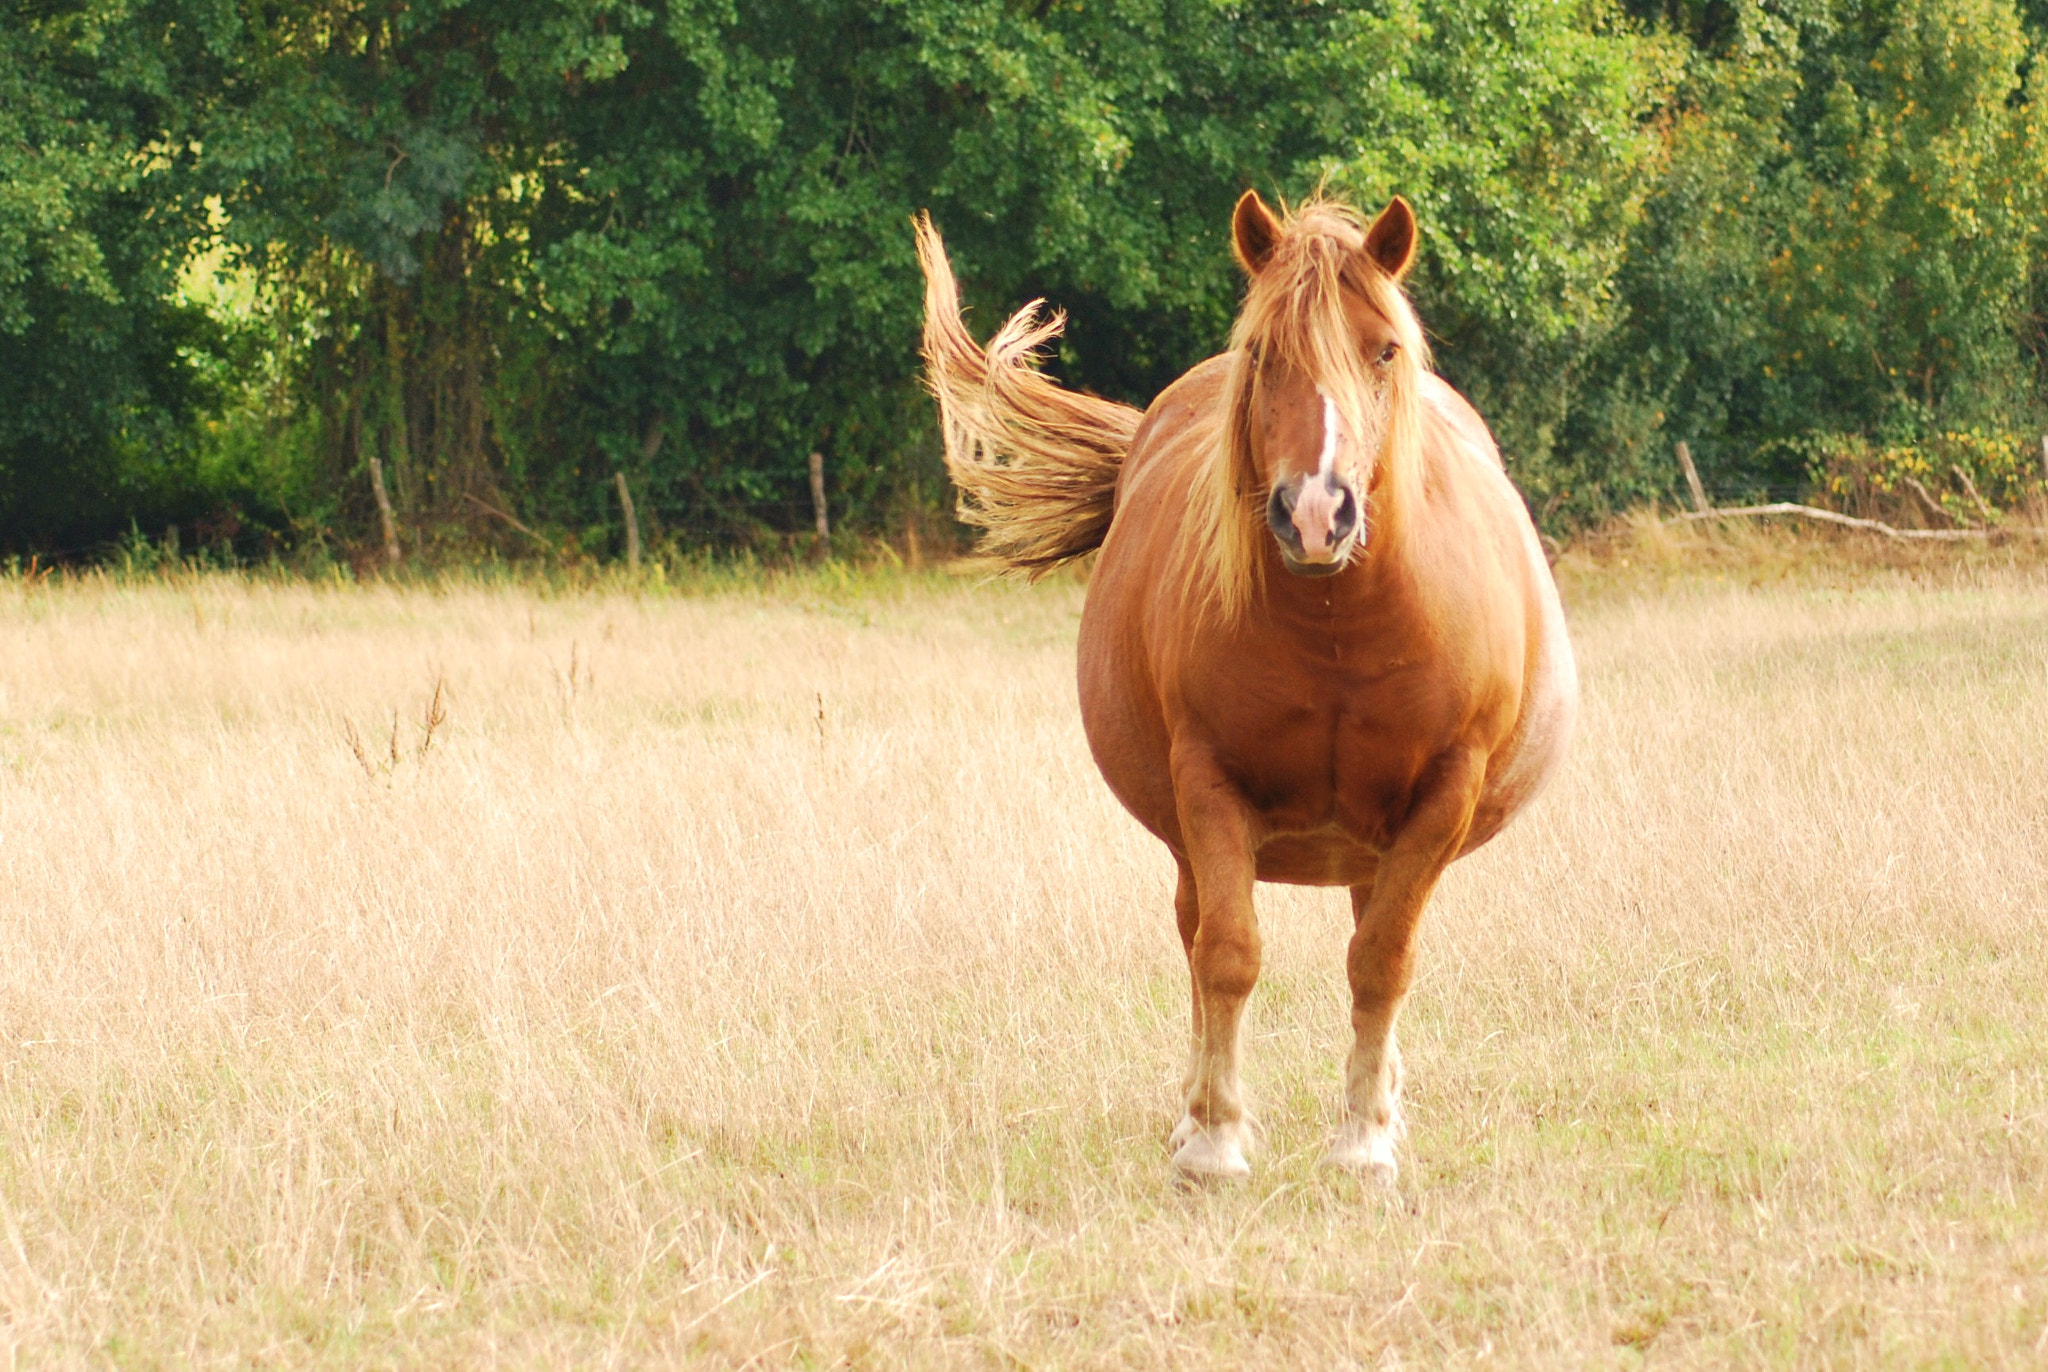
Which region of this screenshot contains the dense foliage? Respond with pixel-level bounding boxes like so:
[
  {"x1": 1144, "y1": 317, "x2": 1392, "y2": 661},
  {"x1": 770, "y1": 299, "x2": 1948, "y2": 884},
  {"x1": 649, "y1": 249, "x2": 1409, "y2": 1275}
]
[{"x1": 3, "y1": 0, "x2": 2046, "y2": 560}]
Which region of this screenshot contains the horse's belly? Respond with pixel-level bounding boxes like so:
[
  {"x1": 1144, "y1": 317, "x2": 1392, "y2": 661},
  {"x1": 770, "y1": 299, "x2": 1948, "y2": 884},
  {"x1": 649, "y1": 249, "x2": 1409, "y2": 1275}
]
[
  {"x1": 1077, "y1": 555, "x2": 1181, "y2": 849},
  {"x1": 1460, "y1": 531, "x2": 1579, "y2": 854},
  {"x1": 1254, "y1": 833, "x2": 1378, "y2": 887}
]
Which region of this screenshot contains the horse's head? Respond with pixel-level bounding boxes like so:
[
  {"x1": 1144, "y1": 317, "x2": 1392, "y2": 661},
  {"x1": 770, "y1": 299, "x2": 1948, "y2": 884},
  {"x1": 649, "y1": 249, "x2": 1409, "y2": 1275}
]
[{"x1": 1225, "y1": 190, "x2": 1425, "y2": 578}]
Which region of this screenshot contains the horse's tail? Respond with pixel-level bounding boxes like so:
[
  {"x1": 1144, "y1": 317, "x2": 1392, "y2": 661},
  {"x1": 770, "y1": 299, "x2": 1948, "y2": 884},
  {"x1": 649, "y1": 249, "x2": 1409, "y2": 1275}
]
[{"x1": 914, "y1": 213, "x2": 1144, "y2": 574}]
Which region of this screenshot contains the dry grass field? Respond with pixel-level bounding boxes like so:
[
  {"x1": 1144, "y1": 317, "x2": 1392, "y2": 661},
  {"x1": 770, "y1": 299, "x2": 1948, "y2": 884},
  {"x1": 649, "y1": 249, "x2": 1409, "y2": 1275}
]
[{"x1": 2, "y1": 531, "x2": 2046, "y2": 1367}]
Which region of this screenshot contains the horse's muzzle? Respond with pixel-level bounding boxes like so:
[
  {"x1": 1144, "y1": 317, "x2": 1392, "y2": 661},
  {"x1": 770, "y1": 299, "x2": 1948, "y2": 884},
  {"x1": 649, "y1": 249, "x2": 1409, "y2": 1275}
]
[{"x1": 1267, "y1": 471, "x2": 1361, "y2": 575}]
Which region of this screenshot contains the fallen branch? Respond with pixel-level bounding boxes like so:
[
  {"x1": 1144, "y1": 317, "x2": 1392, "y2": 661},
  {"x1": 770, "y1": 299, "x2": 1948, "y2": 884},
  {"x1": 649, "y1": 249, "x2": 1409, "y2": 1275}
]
[
  {"x1": 1950, "y1": 465, "x2": 1997, "y2": 527},
  {"x1": 1675, "y1": 502, "x2": 2048, "y2": 542},
  {"x1": 1900, "y1": 476, "x2": 1967, "y2": 529},
  {"x1": 1674, "y1": 503, "x2": 1984, "y2": 541},
  {"x1": 462, "y1": 493, "x2": 555, "y2": 549}
]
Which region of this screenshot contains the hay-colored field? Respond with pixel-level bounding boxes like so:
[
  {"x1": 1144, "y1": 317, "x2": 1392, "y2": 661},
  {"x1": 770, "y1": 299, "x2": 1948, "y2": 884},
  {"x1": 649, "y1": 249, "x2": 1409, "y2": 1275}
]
[{"x1": 2, "y1": 545, "x2": 2046, "y2": 1367}]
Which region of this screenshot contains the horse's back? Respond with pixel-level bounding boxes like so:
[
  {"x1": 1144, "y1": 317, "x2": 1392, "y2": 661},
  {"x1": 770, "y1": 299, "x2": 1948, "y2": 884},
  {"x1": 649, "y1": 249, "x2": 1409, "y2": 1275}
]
[{"x1": 1111, "y1": 355, "x2": 1234, "y2": 513}]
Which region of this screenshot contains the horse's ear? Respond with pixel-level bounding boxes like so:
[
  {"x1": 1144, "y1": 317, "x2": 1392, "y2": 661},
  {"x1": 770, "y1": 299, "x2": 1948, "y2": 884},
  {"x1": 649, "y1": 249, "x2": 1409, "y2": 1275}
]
[
  {"x1": 1364, "y1": 196, "x2": 1417, "y2": 279},
  {"x1": 1232, "y1": 190, "x2": 1281, "y2": 276}
]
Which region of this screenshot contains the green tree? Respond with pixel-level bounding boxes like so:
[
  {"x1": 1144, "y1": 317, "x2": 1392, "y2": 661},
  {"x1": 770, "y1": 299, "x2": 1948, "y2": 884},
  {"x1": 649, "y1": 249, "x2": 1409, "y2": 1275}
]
[
  {"x1": 1769, "y1": 0, "x2": 2048, "y2": 440},
  {"x1": 192, "y1": 0, "x2": 645, "y2": 555},
  {"x1": 520, "y1": 0, "x2": 1671, "y2": 547},
  {"x1": 523, "y1": 0, "x2": 1471, "y2": 547},
  {"x1": 0, "y1": 0, "x2": 248, "y2": 555},
  {"x1": 1325, "y1": 0, "x2": 1680, "y2": 504},
  {"x1": 7, "y1": 0, "x2": 2043, "y2": 556},
  {"x1": 1584, "y1": 0, "x2": 2048, "y2": 512}
]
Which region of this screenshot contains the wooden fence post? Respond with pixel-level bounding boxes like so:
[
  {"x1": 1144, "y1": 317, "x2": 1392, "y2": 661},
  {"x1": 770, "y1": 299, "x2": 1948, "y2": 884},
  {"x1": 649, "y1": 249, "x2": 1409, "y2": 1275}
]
[
  {"x1": 614, "y1": 471, "x2": 642, "y2": 571},
  {"x1": 1675, "y1": 441, "x2": 1709, "y2": 514},
  {"x1": 367, "y1": 455, "x2": 402, "y2": 566},
  {"x1": 2039, "y1": 435, "x2": 2047, "y2": 484},
  {"x1": 808, "y1": 451, "x2": 831, "y2": 553}
]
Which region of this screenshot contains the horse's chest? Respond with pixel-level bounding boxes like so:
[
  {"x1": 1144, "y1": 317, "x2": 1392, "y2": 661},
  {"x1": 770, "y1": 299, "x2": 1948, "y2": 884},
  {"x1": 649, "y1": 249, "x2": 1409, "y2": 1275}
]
[{"x1": 1195, "y1": 660, "x2": 1454, "y2": 841}]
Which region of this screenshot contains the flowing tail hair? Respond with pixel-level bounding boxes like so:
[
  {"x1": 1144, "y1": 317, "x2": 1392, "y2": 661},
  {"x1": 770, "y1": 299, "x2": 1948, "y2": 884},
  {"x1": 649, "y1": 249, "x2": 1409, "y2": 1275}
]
[{"x1": 914, "y1": 213, "x2": 1144, "y2": 574}]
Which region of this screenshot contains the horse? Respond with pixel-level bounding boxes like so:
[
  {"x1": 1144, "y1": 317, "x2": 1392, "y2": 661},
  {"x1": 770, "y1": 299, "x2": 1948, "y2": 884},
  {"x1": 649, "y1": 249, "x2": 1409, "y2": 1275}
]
[{"x1": 915, "y1": 190, "x2": 1577, "y2": 1183}]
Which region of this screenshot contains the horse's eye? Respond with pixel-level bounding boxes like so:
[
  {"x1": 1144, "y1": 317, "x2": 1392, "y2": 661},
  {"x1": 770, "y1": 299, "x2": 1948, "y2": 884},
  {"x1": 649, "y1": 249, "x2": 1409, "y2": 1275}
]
[{"x1": 1374, "y1": 342, "x2": 1398, "y2": 366}]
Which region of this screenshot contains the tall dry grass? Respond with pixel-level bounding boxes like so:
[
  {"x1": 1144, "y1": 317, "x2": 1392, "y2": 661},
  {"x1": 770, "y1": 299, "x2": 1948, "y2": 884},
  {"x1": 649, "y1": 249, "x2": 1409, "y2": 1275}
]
[{"x1": 1, "y1": 552, "x2": 2045, "y2": 1367}]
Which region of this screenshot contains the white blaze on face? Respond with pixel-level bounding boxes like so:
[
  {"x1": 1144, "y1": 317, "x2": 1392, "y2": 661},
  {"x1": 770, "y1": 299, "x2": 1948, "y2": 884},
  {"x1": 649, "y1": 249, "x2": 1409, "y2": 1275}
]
[
  {"x1": 1293, "y1": 389, "x2": 1348, "y2": 559},
  {"x1": 1317, "y1": 391, "x2": 1343, "y2": 481}
]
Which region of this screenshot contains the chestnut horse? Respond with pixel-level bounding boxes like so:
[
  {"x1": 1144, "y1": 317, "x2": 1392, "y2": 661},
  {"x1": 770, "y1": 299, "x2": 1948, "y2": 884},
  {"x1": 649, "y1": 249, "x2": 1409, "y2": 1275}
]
[{"x1": 916, "y1": 191, "x2": 1576, "y2": 1182}]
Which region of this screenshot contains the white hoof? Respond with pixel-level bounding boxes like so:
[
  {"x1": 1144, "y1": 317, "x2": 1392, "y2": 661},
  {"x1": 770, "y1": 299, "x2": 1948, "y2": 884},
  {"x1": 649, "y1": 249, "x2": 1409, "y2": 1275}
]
[
  {"x1": 1170, "y1": 1116, "x2": 1251, "y2": 1180},
  {"x1": 1324, "y1": 1124, "x2": 1400, "y2": 1186}
]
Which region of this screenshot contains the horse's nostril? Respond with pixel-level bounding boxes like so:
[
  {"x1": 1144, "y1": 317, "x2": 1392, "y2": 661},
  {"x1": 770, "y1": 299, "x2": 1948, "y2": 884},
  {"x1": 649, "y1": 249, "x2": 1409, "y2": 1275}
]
[
  {"x1": 1266, "y1": 483, "x2": 1298, "y2": 539},
  {"x1": 1331, "y1": 484, "x2": 1358, "y2": 543}
]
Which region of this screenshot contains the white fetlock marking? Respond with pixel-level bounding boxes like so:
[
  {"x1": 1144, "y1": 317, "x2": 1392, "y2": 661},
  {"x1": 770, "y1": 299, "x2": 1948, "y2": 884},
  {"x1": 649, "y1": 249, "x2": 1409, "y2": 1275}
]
[
  {"x1": 1171, "y1": 1119, "x2": 1251, "y2": 1180},
  {"x1": 1325, "y1": 1122, "x2": 1400, "y2": 1183}
]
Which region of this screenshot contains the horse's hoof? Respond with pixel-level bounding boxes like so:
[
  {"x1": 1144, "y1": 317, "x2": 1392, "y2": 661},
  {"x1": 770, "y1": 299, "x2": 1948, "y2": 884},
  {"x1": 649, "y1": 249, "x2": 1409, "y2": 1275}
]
[
  {"x1": 1324, "y1": 1128, "x2": 1399, "y2": 1187},
  {"x1": 1170, "y1": 1117, "x2": 1250, "y2": 1180}
]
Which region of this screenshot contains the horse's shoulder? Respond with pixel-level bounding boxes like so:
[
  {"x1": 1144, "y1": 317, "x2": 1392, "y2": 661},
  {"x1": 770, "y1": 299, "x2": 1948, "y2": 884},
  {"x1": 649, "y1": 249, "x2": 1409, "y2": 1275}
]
[{"x1": 1417, "y1": 373, "x2": 1501, "y2": 470}]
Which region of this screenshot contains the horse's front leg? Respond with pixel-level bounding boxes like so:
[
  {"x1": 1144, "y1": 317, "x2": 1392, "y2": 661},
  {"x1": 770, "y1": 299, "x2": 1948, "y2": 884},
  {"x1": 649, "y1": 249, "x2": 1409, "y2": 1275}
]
[
  {"x1": 1171, "y1": 858, "x2": 1204, "y2": 1112},
  {"x1": 1329, "y1": 747, "x2": 1486, "y2": 1184},
  {"x1": 1167, "y1": 752, "x2": 1261, "y2": 1180}
]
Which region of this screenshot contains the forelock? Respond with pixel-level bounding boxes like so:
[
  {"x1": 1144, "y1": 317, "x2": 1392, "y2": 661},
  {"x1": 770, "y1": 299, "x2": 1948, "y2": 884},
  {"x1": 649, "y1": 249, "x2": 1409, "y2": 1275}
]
[{"x1": 1188, "y1": 194, "x2": 1431, "y2": 624}]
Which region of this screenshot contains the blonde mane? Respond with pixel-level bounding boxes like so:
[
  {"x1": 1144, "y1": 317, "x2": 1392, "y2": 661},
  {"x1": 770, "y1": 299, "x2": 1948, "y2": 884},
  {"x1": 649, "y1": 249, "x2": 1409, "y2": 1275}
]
[{"x1": 1184, "y1": 198, "x2": 1432, "y2": 623}]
